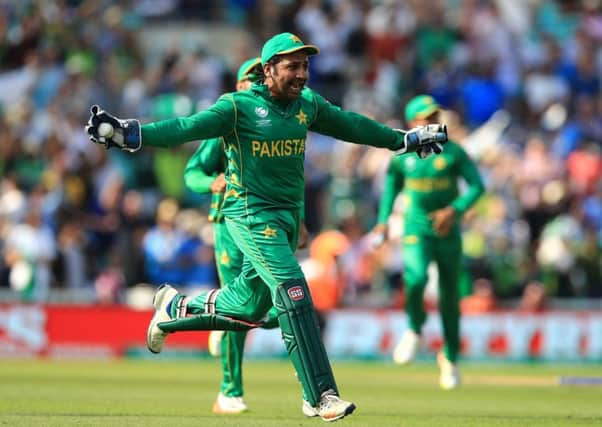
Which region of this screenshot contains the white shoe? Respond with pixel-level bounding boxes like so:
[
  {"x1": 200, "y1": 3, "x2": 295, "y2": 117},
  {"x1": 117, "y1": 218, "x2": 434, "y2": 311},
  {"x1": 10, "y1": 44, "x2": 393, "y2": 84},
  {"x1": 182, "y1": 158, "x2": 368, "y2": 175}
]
[
  {"x1": 317, "y1": 391, "x2": 356, "y2": 422},
  {"x1": 146, "y1": 284, "x2": 178, "y2": 354},
  {"x1": 302, "y1": 400, "x2": 319, "y2": 417},
  {"x1": 208, "y1": 330, "x2": 224, "y2": 357},
  {"x1": 212, "y1": 392, "x2": 248, "y2": 414},
  {"x1": 393, "y1": 330, "x2": 421, "y2": 365},
  {"x1": 437, "y1": 352, "x2": 461, "y2": 390}
]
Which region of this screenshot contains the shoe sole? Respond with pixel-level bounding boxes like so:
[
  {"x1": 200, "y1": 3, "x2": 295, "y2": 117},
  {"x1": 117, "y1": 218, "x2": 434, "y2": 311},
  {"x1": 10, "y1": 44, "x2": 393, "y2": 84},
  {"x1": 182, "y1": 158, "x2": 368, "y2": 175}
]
[
  {"x1": 146, "y1": 286, "x2": 175, "y2": 353},
  {"x1": 212, "y1": 400, "x2": 248, "y2": 414},
  {"x1": 321, "y1": 403, "x2": 356, "y2": 422},
  {"x1": 211, "y1": 400, "x2": 249, "y2": 415}
]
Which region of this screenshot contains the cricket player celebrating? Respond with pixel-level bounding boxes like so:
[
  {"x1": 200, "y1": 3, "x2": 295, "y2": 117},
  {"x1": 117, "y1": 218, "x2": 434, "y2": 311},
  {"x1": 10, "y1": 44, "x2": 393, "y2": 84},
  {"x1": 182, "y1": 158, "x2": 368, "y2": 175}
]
[
  {"x1": 373, "y1": 95, "x2": 484, "y2": 390},
  {"x1": 184, "y1": 57, "x2": 281, "y2": 414},
  {"x1": 85, "y1": 33, "x2": 448, "y2": 422}
]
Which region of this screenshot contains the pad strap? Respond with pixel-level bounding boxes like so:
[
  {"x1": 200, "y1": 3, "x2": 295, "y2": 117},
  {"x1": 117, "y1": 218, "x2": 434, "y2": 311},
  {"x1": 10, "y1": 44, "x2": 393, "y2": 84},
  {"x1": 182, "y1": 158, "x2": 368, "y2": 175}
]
[
  {"x1": 176, "y1": 296, "x2": 189, "y2": 319},
  {"x1": 204, "y1": 289, "x2": 220, "y2": 314}
]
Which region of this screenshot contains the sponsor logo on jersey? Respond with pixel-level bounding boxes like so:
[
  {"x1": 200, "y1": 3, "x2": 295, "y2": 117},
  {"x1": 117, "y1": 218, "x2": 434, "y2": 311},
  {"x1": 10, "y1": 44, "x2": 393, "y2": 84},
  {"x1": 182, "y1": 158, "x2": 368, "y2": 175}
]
[
  {"x1": 406, "y1": 177, "x2": 452, "y2": 191},
  {"x1": 287, "y1": 286, "x2": 305, "y2": 301},
  {"x1": 251, "y1": 138, "x2": 306, "y2": 157},
  {"x1": 434, "y1": 157, "x2": 447, "y2": 170}
]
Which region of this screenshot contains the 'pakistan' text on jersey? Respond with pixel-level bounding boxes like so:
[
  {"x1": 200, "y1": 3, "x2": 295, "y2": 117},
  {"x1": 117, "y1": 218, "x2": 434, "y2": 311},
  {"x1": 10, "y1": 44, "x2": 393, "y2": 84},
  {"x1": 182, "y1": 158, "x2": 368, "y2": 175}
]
[
  {"x1": 377, "y1": 141, "x2": 484, "y2": 236},
  {"x1": 141, "y1": 83, "x2": 404, "y2": 217}
]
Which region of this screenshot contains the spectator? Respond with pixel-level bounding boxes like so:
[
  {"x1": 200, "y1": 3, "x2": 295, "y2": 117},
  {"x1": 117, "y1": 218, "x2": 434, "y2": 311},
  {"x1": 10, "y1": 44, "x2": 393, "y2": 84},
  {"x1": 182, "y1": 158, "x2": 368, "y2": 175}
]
[
  {"x1": 142, "y1": 197, "x2": 187, "y2": 285},
  {"x1": 301, "y1": 229, "x2": 351, "y2": 334},
  {"x1": 460, "y1": 278, "x2": 496, "y2": 315},
  {"x1": 0, "y1": 1, "x2": 599, "y2": 308}
]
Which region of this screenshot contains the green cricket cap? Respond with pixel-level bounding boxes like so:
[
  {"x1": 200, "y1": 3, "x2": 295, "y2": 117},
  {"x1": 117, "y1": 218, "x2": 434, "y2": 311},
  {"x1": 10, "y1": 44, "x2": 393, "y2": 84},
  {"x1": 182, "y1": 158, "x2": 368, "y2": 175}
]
[
  {"x1": 405, "y1": 95, "x2": 440, "y2": 122},
  {"x1": 261, "y1": 32, "x2": 319, "y2": 65},
  {"x1": 237, "y1": 57, "x2": 262, "y2": 82}
]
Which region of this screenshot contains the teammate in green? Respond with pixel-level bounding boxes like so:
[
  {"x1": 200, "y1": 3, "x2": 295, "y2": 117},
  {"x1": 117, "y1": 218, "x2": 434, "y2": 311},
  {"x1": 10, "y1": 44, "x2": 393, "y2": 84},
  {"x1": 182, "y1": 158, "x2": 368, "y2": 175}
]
[
  {"x1": 184, "y1": 57, "x2": 278, "y2": 414},
  {"x1": 372, "y1": 95, "x2": 484, "y2": 390},
  {"x1": 85, "y1": 33, "x2": 448, "y2": 421}
]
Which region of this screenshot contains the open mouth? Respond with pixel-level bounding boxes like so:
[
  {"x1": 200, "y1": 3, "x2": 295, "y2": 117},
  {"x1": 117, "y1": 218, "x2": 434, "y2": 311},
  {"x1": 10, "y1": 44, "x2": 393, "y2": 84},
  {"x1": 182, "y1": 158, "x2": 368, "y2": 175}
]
[{"x1": 290, "y1": 81, "x2": 305, "y2": 93}]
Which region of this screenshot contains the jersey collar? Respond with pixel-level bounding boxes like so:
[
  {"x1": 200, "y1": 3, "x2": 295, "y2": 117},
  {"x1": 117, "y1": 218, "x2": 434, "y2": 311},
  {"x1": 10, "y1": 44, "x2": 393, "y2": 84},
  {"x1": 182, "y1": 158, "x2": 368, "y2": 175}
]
[{"x1": 251, "y1": 82, "x2": 299, "y2": 117}]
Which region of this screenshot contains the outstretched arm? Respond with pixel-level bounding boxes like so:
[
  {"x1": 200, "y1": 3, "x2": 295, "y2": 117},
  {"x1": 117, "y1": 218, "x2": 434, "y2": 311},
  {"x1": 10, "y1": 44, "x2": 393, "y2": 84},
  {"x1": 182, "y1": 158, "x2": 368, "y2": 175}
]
[
  {"x1": 308, "y1": 92, "x2": 447, "y2": 157},
  {"x1": 86, "y1": 95, "x2": 237, "y2": 151},
  {"x1": 141, "y1": 98, "x2": 235, "y2": 148}
]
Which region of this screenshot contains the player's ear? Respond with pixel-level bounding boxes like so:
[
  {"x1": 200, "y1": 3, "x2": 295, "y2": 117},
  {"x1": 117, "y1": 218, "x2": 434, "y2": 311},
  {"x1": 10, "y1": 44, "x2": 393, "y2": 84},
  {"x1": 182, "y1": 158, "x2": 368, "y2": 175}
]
[{"x1": 263, "y1": 63, "x2": 271, "y2": 78}]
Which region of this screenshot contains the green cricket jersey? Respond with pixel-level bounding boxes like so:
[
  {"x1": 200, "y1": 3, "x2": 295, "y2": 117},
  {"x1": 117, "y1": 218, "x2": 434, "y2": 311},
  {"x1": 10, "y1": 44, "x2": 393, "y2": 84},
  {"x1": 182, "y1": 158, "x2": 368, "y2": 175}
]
[
  {"x1": 142, "y1": 83, "x2": 405, "y2": 217},
  {"x1": 377, "y1": 141, "x2": 484, "y2": 235},
  {"x1": 184, "y1": 137, "x2": 226, "y2": 223}
]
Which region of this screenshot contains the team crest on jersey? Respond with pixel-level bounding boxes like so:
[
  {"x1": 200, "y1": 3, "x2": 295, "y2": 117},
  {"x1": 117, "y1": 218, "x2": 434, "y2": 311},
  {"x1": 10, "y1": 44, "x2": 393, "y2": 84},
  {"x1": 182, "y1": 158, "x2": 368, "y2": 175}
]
[
  {"x1": 255, "y1": 107, "x2": 268, "y2": 118},
  {"x1": 288, "y1": 286, "x2": 305, "y2": 301},
  {"x1": 404, "y1": 156, "x2": 416, "y2": 170}
]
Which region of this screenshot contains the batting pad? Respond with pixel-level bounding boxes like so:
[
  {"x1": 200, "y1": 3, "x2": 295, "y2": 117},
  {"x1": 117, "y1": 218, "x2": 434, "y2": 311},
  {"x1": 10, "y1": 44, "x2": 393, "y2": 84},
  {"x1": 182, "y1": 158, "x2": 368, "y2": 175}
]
[{"x1": 274, "y1": 278, "x2": 338, "y2": 406}]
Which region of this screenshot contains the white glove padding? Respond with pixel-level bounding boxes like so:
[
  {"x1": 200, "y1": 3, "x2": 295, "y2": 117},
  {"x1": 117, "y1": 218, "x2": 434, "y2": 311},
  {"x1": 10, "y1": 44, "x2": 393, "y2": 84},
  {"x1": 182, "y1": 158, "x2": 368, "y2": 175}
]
[
  {"x1": 395, "y1": 124, "x2": 448, "y2": 158},
  {"x1": 85, "y1": 105, "x2": 141, "y2": 152}
]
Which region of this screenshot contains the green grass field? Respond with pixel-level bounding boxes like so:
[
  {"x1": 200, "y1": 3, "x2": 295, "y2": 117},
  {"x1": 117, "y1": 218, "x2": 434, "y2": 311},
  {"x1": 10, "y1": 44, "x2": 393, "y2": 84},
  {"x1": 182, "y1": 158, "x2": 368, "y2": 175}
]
[{"x1": 1, "y1": 358, "x2": 601, "y2": 426}]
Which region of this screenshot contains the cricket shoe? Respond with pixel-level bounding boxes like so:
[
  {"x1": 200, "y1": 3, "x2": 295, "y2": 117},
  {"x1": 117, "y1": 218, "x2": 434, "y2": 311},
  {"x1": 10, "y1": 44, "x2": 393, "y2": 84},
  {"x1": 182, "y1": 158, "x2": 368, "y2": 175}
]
[
  {"x1": 146, "y1": 284, "x2": 179, "y2": 353},
  {"x1": 437, "y1": 351, "x2": 461, "y2": 390},
  {"x1": 317, "y1": 390, "x2": 356, "y2": 422},
  {"x1": 212, "y1": 392, "x2": 248, "y2": 414},
  {"x1": 302, "y1": 400, "x2": 319, "y2": 417},
  {"x1": 208, "y1": 330, "x2": 224, "y2": 357},
  {"x1": 393, "y1": 330, "x2": 421, "y2": 365}
]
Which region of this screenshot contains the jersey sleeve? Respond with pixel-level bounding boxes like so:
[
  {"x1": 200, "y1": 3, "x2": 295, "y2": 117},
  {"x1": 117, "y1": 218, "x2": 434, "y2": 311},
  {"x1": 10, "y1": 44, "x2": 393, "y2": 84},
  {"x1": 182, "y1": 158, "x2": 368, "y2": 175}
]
[
  {"x1": 184, "y1": 138, "x2": 225, "y2": 194},
  {"x1": 140, "y1": 94, "x2": 236, "y2": 148},
  {"x1": 450, "y1": 145, "x2": 485, "y2": 215},
  {"x1": 377, "y1": 156, "x2": 405, "y2": 225},
  {"x1": 308, "y1": 92, "x2": 405, "y2": 151}
]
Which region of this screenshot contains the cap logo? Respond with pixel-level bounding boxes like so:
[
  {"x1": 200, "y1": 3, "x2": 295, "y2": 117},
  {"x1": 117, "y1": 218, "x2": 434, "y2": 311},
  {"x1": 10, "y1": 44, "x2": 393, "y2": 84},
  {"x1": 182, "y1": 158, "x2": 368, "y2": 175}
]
[
  {"x1": 287, "y1": 286, "x2": 305, "y2": 301},
  {"x1": 255, "y1": 107, "x2": 268, "y2": 118},
  {"x1": 289, "y1": 34, "x2": 302, "y2": 43}
]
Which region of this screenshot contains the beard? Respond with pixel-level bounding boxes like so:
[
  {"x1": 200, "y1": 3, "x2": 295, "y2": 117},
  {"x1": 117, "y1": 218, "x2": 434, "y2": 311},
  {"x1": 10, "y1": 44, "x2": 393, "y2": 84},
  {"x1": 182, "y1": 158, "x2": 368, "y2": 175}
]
[{"x1": 269, "y1": 66, "x2": 306, "y2": 100}]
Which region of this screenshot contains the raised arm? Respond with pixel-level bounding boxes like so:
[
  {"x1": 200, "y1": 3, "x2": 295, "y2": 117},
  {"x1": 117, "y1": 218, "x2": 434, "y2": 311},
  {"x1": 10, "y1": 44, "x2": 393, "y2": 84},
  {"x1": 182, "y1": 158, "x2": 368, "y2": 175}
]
[
  {"x1": 85, "y1": 95, "x2": 237, "y2": 151},
  {"x1": 308, "y1": 92, "x2": 447, "y2": 158}
]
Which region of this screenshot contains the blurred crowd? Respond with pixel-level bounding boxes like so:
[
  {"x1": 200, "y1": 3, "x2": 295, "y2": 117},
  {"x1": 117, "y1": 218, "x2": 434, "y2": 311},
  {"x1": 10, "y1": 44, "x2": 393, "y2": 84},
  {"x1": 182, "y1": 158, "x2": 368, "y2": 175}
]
[{"x1": 0, "y1": 0, "x2": 600, "y2": 309}]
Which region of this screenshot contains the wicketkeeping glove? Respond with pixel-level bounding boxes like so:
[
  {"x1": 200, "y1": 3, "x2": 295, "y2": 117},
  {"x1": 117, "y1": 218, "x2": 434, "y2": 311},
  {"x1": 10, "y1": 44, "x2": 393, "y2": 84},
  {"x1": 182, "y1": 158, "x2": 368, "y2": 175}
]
[
  {"x1": 85, "y1": 105, "x2": 142, "y2": 152},
  {"x1": 395, "y1": 124, "x2": 448, "y2": 159}
]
